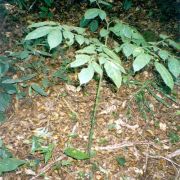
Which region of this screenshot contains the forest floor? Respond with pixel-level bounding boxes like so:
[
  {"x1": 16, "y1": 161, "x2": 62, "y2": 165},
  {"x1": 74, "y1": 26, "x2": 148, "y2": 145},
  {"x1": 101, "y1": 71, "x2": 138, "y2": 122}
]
[{"x1": 0, "y1": 1, "x2": 180, "y2": 180}]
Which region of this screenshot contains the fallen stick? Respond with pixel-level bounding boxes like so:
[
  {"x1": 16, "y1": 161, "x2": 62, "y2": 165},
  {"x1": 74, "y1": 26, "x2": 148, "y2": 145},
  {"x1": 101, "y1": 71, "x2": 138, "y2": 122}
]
[
  {"x1": 167, "y1": 149, "x2": 180, "y2": 159},
  {"x1": 30, "y1": 154, "x2": 66, "y2": 180},
  {"x1": 94, "y1": 141, "x2": 151, "y2": 151}
]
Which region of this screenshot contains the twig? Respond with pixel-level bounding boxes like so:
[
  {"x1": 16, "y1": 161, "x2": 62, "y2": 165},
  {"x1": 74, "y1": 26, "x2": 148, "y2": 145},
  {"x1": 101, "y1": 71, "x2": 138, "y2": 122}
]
[
  {"x1": 167, "y1": 149, "x2": 180, "y2": 159},
  {"x1": 28, "y1": 0, "x2": 38, "y2": 11},
  {"x1": 143, "y1": 144, "x2": 150, "y2": 174},
  {"x1": 95, "y1": 141, "x2": 152, "y2": 151},
  {"x1": 147, "y1": 155, "x2": 180, "y2": 173},
  {"x1": 30, "y1": 154, "x2": 66, "y2": 180}
]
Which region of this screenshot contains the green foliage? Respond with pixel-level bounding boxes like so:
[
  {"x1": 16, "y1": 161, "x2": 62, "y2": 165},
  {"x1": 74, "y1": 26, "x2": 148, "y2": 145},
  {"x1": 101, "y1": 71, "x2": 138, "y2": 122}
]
[
  {"x1": 154, "y1": 62, "x2": 174, "y2": 90},
  {"x1": 0, "y1": 55, "x2": 17, "y2": 122},
  {"x1": 116, "y1": 156, "x2": 126, "y2": 166},
  {"x1": 0, "y1": 139, "x2": 26, "y2": 175},
  {"x1": 25, "y1": 21, "x2": 86, "y2": 49},
  {"x1": 123, "y1": 0, "x2": 133, "y2": 11},
  {"x1": 31, "y1": 83, "x2": 48, "y2": 96},
  {"x1": 0, "y1": 158, "x2": 26, "y2": 175},
  {"x1": 110, "y1": 21, "x2": 179, "y2": 90},
  {"x1": 25, "y1": 16, "x2": 180, "y2": 90},
  {"x1": 31, "y1": 136, "x2": 54, "y2": 163},
  {"x1": 64, "y1": 147, "x2": 89, "y2": 160},
  {"x1": 79, "y1": 7, "x2": 107, "y2": 32},
  {"x1": 125, "y1": 80, "x2": 176, "y2": 120},
  {"x1": 168, "y1": 132, "x2": 179, "y2": 144}
]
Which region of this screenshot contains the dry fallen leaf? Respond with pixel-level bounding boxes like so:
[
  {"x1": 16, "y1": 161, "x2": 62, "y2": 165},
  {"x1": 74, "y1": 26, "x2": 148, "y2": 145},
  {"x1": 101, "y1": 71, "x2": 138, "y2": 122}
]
[{"x1": 159, "y1": 122, "x2": 167, "y2": 131}]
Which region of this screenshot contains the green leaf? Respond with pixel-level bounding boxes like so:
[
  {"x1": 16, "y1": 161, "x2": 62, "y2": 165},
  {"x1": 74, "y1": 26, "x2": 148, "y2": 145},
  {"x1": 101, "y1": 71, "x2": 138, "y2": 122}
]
[
  {"x1": 110, "y1": 22, "x2": 124, "y2": 37},
  {"x1": 19, "y1": 50, "x2": 29, "y2": 60},
  {"x1": 122, "y1": 43, "x2": 135, "y2": 58},
  {"x1": 0, "y1": 140, "x2": 12, "y2": 159},
  {"x1": 64, "y1": 148, "x2": 89, "y2": 160},
  {"x1": 70, "y1": 54, "x2": 90, "y2": 67},
  {"x1": 100, "y1": 28, "x2": 109, "y2": 37},
  {"x1": 168, "y1": 132, "x2": 179, "y2": 144},
  {"x1": 133, "y1": 53, "x2": 151, "y2": 72},
  {"x1": 0, "y1": 112, "x2": 6, "y2": 123},
  {"x1": 1, "y1": 83, "x2": 17, "y2": 95},
  {"x1": 28, "y1": 21, "x2": 58, "y2": 28},
  {"x1": 122, "y1": 25, "x2": 132, "y2": 39},
  {"x1": 2, "y1": 79, "x2": 22, "y2": 84},
  {"x1": 103, "y1": 47, "x2": 121, "y2": 63},
  {"x1": 78, "y1": 65, "x2": 94, "y2": 85},
  {"x1": 0, "y1": 93, "x2": 11, "y2": 112},
  {"x1": 0, "y1": 62, "x2": 9, "y2": 76},
  {"x1": 75, "y1": 35, "x2": 85, "y2": 46},
  {"x1": 168, "y1": 58, "x2": 180, "y2": 78},
  {"x1": 63, "y1": 30, "x2": 74, "y2": 45},
  {"x1": 77, "y1": 45, "x2": 96, "y2": 54},
  {"x1": 167, "y1": 39, "x2": 180, "y2": 51},
  {"x1": 116, "y1": 157, "x2": 126, "y2": 166},
  {"x1": 104, "y1": 61, "x2": 122, "y2": 88},
  {"x1": 89, "y1": 20, "x2": 99, "y2": 32},
  {"x1": 132, "y1": 47, "x2": 144, "y2": 57},
  {"x1": 91, "y1": 61, "x2": 103, "y2": 75},
  {"x1": 47, "y1": 29, "x2": 62, "y2": 50},
  {"x1": 99, "y1": 0, "x2": 112, "y2": 7},
  {"x1": 0, "y1": 158, "x2": 26, "y2": 174},
  {"x1": 72, "y1": 27, "x2": 86, "y2": 35},
  {"x1": 98, "y1": 56, "x2": 108, "y2": 65},
  {"x1": 158, "y1": 50, "x2": 169, "y2": 61},
  {"x1": 159, "y1": 34, "x2": 169, "y2": 40},
  {"x1": 155, "y1": 62, "x2": 174, "y2": 90},
  {"x1": 123, "y1": 0, "x2": 133, "y2": 10},
  {"x1": 90, "y1": 0, "x2": 96, "y2": 3},
  {"x1": 2, "y1": 74, "x2": 36, "y2": 84},
  {"x1": 84, "y1": 8, "x2": 99, "y2": 19},
  {"x1": 31, "y1": 83, "x2": 47, "y2": 96},
  {"x1": 80, "y1": 17, "x2": 91, "y2": 27},
  {"x1": 98, "y1": 9, "x2": 106, "y2": 20},
  {"x1": 25, "y1": 26, "x2": 53, "y2": 40}
]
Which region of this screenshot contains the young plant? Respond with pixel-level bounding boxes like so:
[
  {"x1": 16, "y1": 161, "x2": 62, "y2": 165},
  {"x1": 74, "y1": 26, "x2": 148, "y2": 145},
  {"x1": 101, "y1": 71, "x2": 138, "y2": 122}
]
[
  {"x1": 24, "y1": 0, "x2": 179, "y2": 159},
  {"x1": 0, "y1": 138, "x2": 26, "y2": 175},
  {"x1": 31, "y1": 136, "x2": 54, "y2": 164}
]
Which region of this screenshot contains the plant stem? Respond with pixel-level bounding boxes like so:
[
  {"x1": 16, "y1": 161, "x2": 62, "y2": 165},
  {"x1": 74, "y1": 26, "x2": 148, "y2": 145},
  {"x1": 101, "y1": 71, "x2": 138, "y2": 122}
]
[{"x1": 87, "y1": 73, "x2": 103, "y2": 157}]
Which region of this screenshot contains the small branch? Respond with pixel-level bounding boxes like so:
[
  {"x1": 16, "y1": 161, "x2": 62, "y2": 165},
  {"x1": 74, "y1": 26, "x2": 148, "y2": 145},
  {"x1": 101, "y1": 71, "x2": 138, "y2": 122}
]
[
  {"x1": 167, "y1": 149, "x2": 180, "y2": 159},
  {"x1": 147, "y1": 155, "x2": 180, "y2": 173},
  {"x1": 95, "y1": 141, "x2": 152, "y2": 151},
  {"x1": 30, "y1": 154, "x2": 66, "y2": 180},
  {"x1": 143, "y1": 144, "x2": 150, "y2": 174}
]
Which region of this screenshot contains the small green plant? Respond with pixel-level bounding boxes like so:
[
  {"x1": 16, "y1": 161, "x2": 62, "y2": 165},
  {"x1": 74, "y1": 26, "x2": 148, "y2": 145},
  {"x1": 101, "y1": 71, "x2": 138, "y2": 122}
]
[
  {"x1": 123, "y1": 0, "x2": 133, "y2": 11},
  {"x1": 23, "y1": 0, "x2": 179, "y2": 161},
  {"x1": 0, "y1": 138, "x2": 26, "y2": 175},
  {"x1": 0, "y1": 55, "x2": 17, "y2": 122},
  {"x1": 116, "y1": 156, "x2": 126, "y2": 166},
  {"x1": 31, "y1": 136, "x2": 54, "y2": 163},
  {"x1": 168, "y1": 132, "x2": 179, "y2": 144}
]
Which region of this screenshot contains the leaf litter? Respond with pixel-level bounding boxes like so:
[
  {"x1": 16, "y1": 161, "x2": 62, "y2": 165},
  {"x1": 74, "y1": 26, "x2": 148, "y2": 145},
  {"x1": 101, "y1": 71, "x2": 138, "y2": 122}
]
[{"x1": 0, "y1": 1, "x2": 180, "y2": 179}]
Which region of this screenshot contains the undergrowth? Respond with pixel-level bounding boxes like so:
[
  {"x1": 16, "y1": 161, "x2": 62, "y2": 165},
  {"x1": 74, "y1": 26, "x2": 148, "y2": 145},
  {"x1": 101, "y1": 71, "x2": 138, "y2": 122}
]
[{"x1": 0, "y1": 0, "x2": 179, "y2": 176}]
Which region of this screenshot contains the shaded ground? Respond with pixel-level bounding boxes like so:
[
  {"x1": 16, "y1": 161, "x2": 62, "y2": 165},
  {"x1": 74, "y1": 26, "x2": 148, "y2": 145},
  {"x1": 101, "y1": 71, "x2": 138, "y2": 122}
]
[{"x1": 0, "y1": 1, "x2": 180, "y2": 179}]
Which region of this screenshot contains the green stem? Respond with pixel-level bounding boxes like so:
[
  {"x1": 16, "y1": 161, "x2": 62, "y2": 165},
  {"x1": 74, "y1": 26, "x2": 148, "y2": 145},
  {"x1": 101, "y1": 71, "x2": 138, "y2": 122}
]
[{"x1": 88, "y1": 73, "x2": 103, "y2": 157}]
